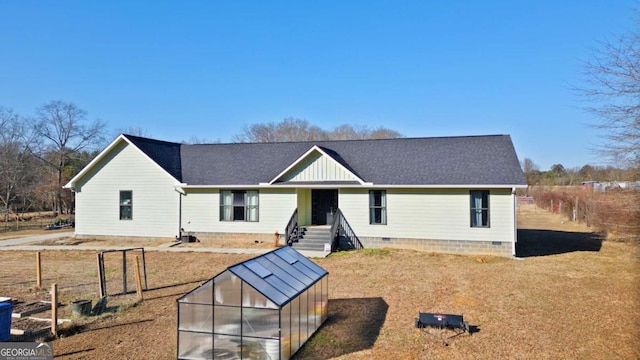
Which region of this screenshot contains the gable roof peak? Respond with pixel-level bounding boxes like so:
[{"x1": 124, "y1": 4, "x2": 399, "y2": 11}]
[{"x1": 121, "y1": 134, "x2": 182, "y2": 146}]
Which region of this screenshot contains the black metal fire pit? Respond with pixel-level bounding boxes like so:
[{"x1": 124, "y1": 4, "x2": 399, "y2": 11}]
[{"x1": 414, "y1": 312, "x2": 470, "y2": 345}]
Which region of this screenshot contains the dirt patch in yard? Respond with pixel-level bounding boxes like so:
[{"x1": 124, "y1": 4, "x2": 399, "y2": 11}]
[
  {"x1": 177, "y1": 237, "x2": 276, "y2": 249},
  {"x1": 11, "y1": 300, "x2": 52, "y2": 317},
  {"x1": 9, "y1": 234, "x2": 277, "y2": 249},
  {"x1": 26, "y1": 237, "x2": 172, "y2": 247},
  {"x1": 11, "y1": 317, "x2": 52, "y2": 332},
  {"x1": 0, "y1": 205, "x2": 637, "y2": 359}
]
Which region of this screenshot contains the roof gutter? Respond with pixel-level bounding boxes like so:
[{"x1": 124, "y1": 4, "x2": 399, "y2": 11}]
[{"x1": 177, "y1": 183, "x2": 528, "y2": 190}]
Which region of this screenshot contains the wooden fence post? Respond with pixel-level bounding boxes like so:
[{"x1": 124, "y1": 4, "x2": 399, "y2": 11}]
[
  {"x1": 97, "y1": 253, "x2": 105, "y2": 298},
  {"x1": 134, "y1": 256, "x2": 143, "y2": 302},
  {"x1": 122, "y1": 251, "x2": 127, "y2": 295},
  {"x1": 51, "y1": 283, "x2": 58, "y2": 336},
  {"x1": 36, "y1": 252, "x2": 42, "y2": 289}
]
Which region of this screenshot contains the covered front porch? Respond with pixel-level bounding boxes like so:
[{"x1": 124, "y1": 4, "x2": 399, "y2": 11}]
[{"x1": 285, "y1": 188, "x2": 362, "y2": 252}]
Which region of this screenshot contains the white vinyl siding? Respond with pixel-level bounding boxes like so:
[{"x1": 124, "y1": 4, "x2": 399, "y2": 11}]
[
  {"x1": 73, "y1": 141, "x2": 180, "y2": 238},
  {"x1": 339, "y1": 188, "x2": 515, "y2": 243},
  {"x1": 182, "y1": 188, "x2": 296, "y2": 234},
  {"x1": 280, "y1": 151, "x2": 358, "y2": 182}
]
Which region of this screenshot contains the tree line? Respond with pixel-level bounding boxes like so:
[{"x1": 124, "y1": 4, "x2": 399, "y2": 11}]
[{"x1": 521, "y1": 158, "x2": 639, "y2": 186}]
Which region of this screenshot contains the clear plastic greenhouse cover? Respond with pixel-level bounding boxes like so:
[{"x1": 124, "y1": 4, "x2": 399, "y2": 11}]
[
  {"x1": 178, "y1": 247, "x2": 329, "y2": 360},
  {"x1": 227, "y1": 246, "x2": 327, "y2": 307}
]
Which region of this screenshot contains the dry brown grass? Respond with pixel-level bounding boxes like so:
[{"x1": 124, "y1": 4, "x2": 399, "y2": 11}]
[
  {"x1": 0, "y1": 228, "x2": 71, "y2": 241},
  {"x1": 0, "y1": 206, "x2": 637, "y2": 359}
]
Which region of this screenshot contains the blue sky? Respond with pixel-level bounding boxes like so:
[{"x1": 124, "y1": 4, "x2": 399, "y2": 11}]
[{"x1": 0, "y1": 1, "x2": 636, "y2": 170}]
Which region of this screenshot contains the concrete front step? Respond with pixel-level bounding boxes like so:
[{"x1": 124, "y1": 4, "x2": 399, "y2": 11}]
[
  {"x1": 292, "y1": 244, "x2": 329, "y2": 251},
  {"x1": 292, "y1": 226, "x2": 333, "y2": 251},
  {"x1": 299, "y1": 235, "x2": 330, "y2": 242},
  {"x1": 292, "y1": 241, "x2": 330, "y2": 249}
]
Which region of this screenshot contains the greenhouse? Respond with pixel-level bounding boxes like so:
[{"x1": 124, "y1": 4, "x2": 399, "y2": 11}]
[{"x1": 177, "y1": 246, "x2": 329, "y2": 360}]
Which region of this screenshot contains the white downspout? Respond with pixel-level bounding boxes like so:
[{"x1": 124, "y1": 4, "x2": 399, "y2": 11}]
[
  {"x1": 512, "y1": 187, "x2": 517, "y2": 256},
  {"x1": 175, "y1": 186, "x2": 186, "y2": 239}
]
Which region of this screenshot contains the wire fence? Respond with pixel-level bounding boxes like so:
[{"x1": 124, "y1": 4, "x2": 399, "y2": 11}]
[
  {"x1": 528, "y1": 186, "x2": 640, "y2": 242},
  {"x1": 0, "y1": 212, "x2": 74, "y2": 232}
]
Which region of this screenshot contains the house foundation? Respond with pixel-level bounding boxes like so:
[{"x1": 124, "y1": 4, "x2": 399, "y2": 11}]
[{"x1": 344, "y1": 236, "x2": 513, "y2": 257}]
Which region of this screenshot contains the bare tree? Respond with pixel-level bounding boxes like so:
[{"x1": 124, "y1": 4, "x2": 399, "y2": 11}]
[
  {"x1": 182, "y1": 136, "x2": 221, "y2": 144},
  {"x1": 113, "y1": 126, "x2": 151, "y2": 138},
  {"x1": 233, "y1": 118, "x2": 327, "y2": 143},
  {"x1": 233, "y1": 118, "x2": 403, "y2": 143},
  {"x1": 328, "y1": 124, "x2": 403, "y2": 140},
  {"x1": 564, "y1": 166, "x2": 581, "y2": 186},
  {"x1": 579, "y1": 15, "x2": 640, "y2": 167},
  {"x1": 369, "y1": 127, "x2": 404, "y2": 139},
  {"x1": 521, "y1": 158, "x2": 539, "y2": 173},
  {"x1": 0, "y1": 107, "x2": 30, "y2": 218},
  {"x1": 28, "y1": 101, "x2": 107, "y2": 214},
  {"x1": 326, "y1": 124, "x2": 363, "y2": 140},
  {"x1": 520, "y1": 157, "x2": 541, "y2": 185}
]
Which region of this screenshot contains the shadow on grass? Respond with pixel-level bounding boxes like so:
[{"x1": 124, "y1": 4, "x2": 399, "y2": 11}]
[
  {"x1": 516, "y1": 229, "x2": 602, "y2": 257},
  {"x1": 54, "y1": 318, "x2": 154, "y2": 339},
  {"x1": 293, "y1": 297, "x2": 388, "y2": 360},
  {"x1": 108, "y1": 278, "x2": 208, "y2": 297},
  {"x1": 55, "y1": 348, "x2": 96, "y2": 357}
]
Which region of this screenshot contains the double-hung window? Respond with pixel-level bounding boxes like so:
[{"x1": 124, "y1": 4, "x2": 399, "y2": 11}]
[
  {"x1": 470, "y1": 190, "x2": 489, "y2": 227},
  {"x1": 369, "y1": 190, "x2": 387, "y2": 225},
  {"x1": 220, "y1": 190, "x2": 259, "y2": 222},
  {"x1": 120, "y1": 191, "x2": 132, "y2": 220}
]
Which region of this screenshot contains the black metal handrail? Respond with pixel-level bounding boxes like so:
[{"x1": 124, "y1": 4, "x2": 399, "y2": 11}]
[
  {"x1": 285, "y1": 208, "x2": 298, "y2": 245},
  {"x1": 330, "y1": 208, "x2": 363, "y2": 251}
]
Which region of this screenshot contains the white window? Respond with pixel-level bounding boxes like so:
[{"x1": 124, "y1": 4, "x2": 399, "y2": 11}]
[
  {"x1": 120, "y1": 191, "x2": 132, "y2": 220},
  {"x1": 470, "y1": 190, "x2": 489, "y2": 227},
  {"x1": 220, "y1": 190, "x2": 259, "y2": 222},
  {"x1": 369, "y1": 190, "x2": 387, "y2": 225}
]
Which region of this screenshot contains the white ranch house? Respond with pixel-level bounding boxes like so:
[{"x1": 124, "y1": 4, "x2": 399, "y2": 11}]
[{"x1": 64, "y1": 134, "x2": 527, "y2": 256}]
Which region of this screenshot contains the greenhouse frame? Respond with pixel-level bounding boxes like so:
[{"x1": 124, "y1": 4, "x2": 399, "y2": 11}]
[{"x1": 177, "y1": 246, "x2": 329, "y2": 360}]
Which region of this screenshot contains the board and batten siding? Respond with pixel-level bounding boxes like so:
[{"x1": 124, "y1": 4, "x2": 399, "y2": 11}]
[
  {"x1": 73, "y1": 141, "x2": 181, "y2": 238},
  {"x1": 280, "y1": 151, "x2": 358, "y2": 182},
  {"x1": 296, "y1": 189, "x2": 312, "y2": 226},
  {"x1": 339, "y1": 188, "x2": 515, "y2": 243},
  {"x1": 181, "y1": 188, "x2": 297, "y2": 234}
]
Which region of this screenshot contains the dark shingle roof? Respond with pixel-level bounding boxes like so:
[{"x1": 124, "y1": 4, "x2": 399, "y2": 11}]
[
  {"x1": 123, "y1": 134, "x2": 526, "y2": 186},
  {"x1": 125, "y1": 135, "x2": 182, "y2": 182}
]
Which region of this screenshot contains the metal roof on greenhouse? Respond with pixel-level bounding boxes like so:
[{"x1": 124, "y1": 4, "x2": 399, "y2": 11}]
[{"x1": 228, "y1": 246, "x2": 328, "y2": 307}]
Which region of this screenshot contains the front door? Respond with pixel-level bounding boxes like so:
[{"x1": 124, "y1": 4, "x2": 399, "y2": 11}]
[{"x1": 311, "y1": 190, "x2": 338, "y2": 225}]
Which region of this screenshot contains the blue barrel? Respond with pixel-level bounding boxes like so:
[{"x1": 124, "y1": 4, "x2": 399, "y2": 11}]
[{"x1": 0, "y1": 301, "x2": 12, "y2": 341}]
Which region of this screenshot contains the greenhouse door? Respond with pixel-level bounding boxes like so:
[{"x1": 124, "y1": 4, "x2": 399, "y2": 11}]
[{"x1": 311, "y1": 189, "x2": 338, "y2": 225}]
